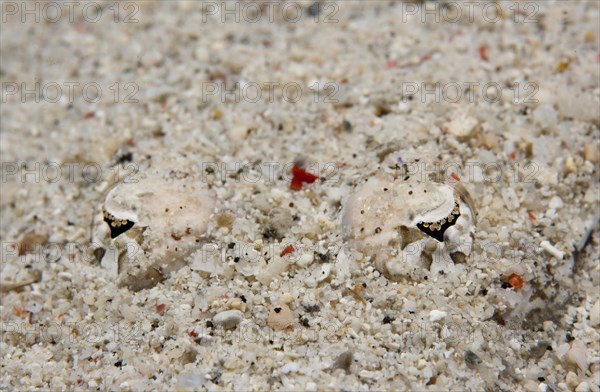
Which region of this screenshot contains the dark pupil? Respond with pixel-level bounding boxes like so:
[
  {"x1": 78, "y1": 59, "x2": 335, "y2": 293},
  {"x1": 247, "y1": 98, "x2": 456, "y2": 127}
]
[
  {"x1": 416, "y1": 202, "x2": 460, "y2": 242},
  {"x1": 103, "y1": 210, "x2": 135, "y2": 239}
]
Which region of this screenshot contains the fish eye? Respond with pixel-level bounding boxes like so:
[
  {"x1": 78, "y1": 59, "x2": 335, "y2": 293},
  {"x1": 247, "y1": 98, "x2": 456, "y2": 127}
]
[{"x1": 416, "y1": 202, "x2": 461, "y2": 242}]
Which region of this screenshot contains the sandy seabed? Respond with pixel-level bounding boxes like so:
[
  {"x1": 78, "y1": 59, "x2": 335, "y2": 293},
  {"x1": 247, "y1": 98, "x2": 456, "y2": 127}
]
[{"x1": 1, "y1": 1, "x2": 599, "y2": 391}]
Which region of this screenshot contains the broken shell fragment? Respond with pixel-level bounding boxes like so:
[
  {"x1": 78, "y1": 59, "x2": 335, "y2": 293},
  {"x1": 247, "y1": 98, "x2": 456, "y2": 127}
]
[
  {"x1": 342, "y1": 172, "x2": 475, "y2": 281},
  {"x1": 267, "y1": 304, "x2": 295, "y2": 331},
  {"x1": 91, "y1": 172, "x2": 215, "y2": 290}
]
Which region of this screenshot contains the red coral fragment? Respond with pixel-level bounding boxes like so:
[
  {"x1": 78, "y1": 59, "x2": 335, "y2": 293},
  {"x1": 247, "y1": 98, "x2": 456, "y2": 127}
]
[
  {"x1": 290, "y1": 164, "x2": 318, "y2": 190},
  {"x1": 479, "y1": 46, "x2": 489, "y2": 61},
  {"x1": 280, "y1": 245, "x2": 294, "y2": 257},
  {"x1": 527, "y1": 211, "x2": 536, "y2": 221},
  {"x1": 12, "y1": 306, "x2": 26, "y2": 318},
  {"x1": 156, "y1": 304, "x2": 166, "y2": 315},
  {"x1": 386, "y1": 59, "x2": 399, "y2": 69},
  {"x1": 508, "y1": 273, "x2": 524, "y2": 289}
]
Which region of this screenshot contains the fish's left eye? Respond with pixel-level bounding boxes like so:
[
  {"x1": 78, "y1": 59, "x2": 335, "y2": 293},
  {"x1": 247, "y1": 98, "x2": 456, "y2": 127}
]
[{"x1": 416, "y1": 202, "x2": 461, "y2": 241}]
